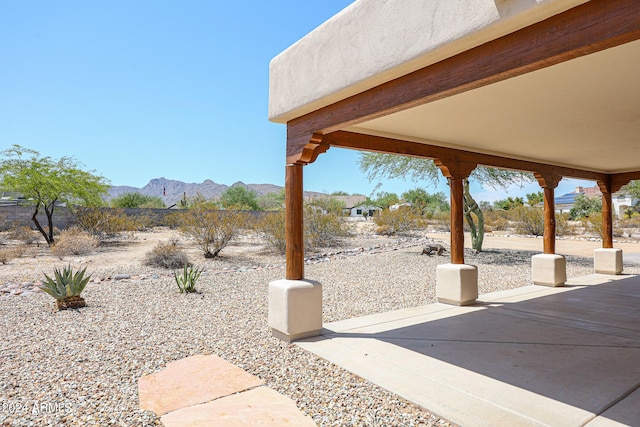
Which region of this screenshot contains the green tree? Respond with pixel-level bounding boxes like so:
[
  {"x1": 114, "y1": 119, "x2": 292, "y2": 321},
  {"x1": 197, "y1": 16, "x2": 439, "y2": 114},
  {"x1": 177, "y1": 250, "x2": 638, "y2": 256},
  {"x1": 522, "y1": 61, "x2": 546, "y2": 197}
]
[
  {"x1": 569, "y1": 194, "x2": 602, "y2": 220},
  {"x1": 220, "y1": 186, "x2": 260, "y2": 210},
  {"x1": 493, "y1": 196, "x2": 524, "y2": 211},
  {"x1": 372, "y1": 191, "x2": 400, "y2": 209},
  {"x1": 621, "y1": 180, "x2": 640, "y2": 200},
  {"x1": 526, "y1": 191, "x2": 544, "y2": 207},
  {"x1": 111, "y1": 192, "x2": 165, "y2": 208},
  {"x1": 401, "y1": 188, "x2": 449, "y2": 215},
  {"x1": 0, "y1": 145, "x2": 109, "y2": 245},
  {"x1": 330, "y1": 190, "x2": 349, "y2": 196},
  {"x1": 359, "y1": 153, "x2": 533, "y2": 252}
]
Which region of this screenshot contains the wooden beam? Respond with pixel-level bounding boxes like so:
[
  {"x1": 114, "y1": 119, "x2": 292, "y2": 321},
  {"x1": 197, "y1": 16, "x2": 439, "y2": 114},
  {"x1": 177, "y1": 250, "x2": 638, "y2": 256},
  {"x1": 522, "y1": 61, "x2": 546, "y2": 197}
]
[
  {"x1": 324, "y1": 131, "x2": 608, "y2": 182},
  {"x1": 285, "y1": 164, "x2": 304, "y2": 280},
  {"x1": 611, "y1": 172, "x2": 640, "y2": 193},
  {"x1": 287, "y1": 0, "x2": 640, "y2": 159}
]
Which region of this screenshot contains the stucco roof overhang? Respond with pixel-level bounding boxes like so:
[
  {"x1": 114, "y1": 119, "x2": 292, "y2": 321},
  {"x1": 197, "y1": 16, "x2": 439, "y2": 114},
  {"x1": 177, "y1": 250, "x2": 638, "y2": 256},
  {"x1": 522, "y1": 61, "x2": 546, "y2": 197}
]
[{"x1": 269, "y1": 0, "x2": 640, "y2": 189}]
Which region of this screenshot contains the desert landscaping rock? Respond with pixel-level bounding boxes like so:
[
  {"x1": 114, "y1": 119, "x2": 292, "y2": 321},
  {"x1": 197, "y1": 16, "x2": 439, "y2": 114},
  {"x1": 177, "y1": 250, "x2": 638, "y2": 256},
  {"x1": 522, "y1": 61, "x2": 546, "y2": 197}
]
[{"x1": 1, "y1": 226, "x2": 640, "y2": 426}]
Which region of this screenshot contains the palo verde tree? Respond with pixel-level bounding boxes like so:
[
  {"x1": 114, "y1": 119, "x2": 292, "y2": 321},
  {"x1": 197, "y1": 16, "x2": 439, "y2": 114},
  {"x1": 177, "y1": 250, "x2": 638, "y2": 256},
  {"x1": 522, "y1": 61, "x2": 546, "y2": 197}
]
[
  {"x1": 359, "y1": 153, "x2": 533, "y2": 252},
  {"x1": 0, "y1": 145, "x2": 109, "y2": 245}
]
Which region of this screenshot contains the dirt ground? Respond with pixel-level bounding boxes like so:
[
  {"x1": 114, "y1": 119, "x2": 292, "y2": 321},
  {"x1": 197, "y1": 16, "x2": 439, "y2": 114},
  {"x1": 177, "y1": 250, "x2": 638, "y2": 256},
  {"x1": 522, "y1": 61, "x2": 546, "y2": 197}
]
[{"x1": 3, "y1": 221, "x2": 640, "y2": 281}]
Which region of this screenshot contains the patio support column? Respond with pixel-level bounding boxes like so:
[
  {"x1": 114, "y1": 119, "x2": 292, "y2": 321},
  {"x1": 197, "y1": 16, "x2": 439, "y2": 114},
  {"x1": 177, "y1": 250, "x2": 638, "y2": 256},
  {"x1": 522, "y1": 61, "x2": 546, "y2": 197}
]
[
  {"x1": 532, "y1": 174, "x2": 565, "y2": 286},
  {"x1": 434, "y1": 158, "x2": 478, "y2": 306},
  {"x1": 543, "y1": 186, "x2": 556, "y2": 255},
  {"x1": 602, "y1": 190, "x2": 613, "y2": 249},
  {"x1": 285, "y1": 163, "x2": 304, "y2": 280},
  {"x1": 595, "y1": 179, "x2": 623, "y2": 274},
  {"x1": 269, "y1": 135, "x2": 328, "y2": 343},
  {"x1": 450, "y1": 178, "x2": 465, "y2": 265}
]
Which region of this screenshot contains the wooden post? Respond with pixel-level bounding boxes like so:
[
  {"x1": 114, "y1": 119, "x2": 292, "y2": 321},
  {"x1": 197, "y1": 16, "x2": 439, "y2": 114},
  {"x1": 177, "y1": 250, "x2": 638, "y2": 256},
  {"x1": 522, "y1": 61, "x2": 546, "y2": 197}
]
[
  {"x1": 543, "y1": 187, "x2": 556, "y2": 254},
  {"x1": 534, "y1": 173, "x2": 562, "y2": 255},
  {"x1": 434, "y1": 158, "x2": 476, "y2": 265},
  {"x1": 602, "y1": 191, "x2": 613, "y2": 249},
  {"x1": 450, "y1": 178, "x2": 465, "y2": 264},
  {"x1": 285, "y1": 164, "x2": 304, "y2": 280}
]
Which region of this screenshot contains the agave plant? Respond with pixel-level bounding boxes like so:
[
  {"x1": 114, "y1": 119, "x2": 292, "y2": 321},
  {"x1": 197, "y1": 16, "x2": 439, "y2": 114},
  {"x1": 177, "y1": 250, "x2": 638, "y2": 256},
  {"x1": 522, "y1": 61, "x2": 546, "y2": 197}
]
[
  {"x1": 41, "y1": 265, "x2": 92, "y2": 310},
  {"x1": 174, "y1": 264, "x2": 203, "y2": 293}
]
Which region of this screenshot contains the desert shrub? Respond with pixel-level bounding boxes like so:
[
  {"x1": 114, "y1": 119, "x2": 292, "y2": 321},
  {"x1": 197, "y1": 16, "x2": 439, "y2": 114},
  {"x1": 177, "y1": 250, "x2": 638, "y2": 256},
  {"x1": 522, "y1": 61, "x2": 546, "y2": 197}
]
[
  {"x1": 256, "y1": 211, "x2": 287, "y2": 254},
  {"x1": 51, "y1": 228, "x2": 99, "y2": 259},
  {"x1": 74, "y1": 207, "x2": 138, "y2": 240},
  {"x1": 373, "y1": 207, "x2": 425, "y2": 235},
  {"x1": 176, "y1": 208, "x2": 248, "y2": 258},
  {"x1": 164, "y1": 212, "x2": 183, "y2": 229},
  {"x1": 144, "y1": 241, "x2": 190, "y2": 269},
  {"x1": 305, "y1": 207, "x2": 346, "y2": 249},
  {"x1": 429, "y1": 211, "x2": 450, "y2": 232},
  {"x1": 483, "y1": 210, "x2": 510, "y2": 232},
  {"x1": 512, "y1": 206, "x2": 544, "y2": 236},
  {"x1": 256, "y1": 209, "x2": 346, "y2": 254},
  {"x1": 8, "y1": 226, "x2": 38, "y2": 244},
  {"x1": 131, "y1": 210, "x2": 162, "y2": 230},
  {"x1": 584, "y1": 215, "x2": 603, "y2": 237},
  {"x1": 617, "y1": 215, "x2": 640, "y2": 237},
  {"x1": 0, "y1": 247, "x2": 16, "y2": 264},
  {"x1": 555, "y1": 213, "x2": 576, "y2": 236},
  {"x1": 511, "y1": 207, "x2": 575, "y2": 237}
]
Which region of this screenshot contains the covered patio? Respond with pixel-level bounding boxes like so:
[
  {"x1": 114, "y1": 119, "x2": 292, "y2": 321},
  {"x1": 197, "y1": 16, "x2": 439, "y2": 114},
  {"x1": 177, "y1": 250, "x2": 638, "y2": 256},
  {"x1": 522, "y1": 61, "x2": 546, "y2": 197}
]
[
  {"x1": 299, "y1": 274, "x2": 640, "y2": 426},
  {"x1": 268, "y1": 0, "x2": 640, "y2": 424}
]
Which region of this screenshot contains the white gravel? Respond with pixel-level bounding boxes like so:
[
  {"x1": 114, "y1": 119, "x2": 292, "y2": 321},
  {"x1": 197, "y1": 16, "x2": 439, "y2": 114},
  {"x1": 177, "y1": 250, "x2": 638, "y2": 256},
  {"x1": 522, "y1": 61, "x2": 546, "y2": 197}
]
[{"x1": 1, "y1": 233, "x2": 638, "y2": 426}]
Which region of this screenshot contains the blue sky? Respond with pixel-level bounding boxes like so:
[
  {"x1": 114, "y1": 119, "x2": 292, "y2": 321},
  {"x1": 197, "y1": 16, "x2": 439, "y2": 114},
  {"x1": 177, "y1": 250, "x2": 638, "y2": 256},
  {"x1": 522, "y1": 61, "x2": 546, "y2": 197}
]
[{"x1": 0, "y1": 1, "x2": 592, "y2": 202}]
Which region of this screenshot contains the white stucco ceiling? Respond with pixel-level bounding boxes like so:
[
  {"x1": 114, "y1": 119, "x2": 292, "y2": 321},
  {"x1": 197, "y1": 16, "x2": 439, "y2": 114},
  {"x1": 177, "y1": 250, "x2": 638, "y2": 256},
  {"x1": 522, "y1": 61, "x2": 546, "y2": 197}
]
[{"x1": 348, "y1": 39, "x2": 640, "y2": 174}]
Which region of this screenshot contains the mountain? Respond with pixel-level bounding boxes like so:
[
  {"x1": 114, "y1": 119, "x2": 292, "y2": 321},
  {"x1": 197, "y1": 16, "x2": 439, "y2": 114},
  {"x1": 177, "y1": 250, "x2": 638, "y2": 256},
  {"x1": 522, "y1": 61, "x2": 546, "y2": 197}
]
[{"x1": 107, "y1": 177, "x2": 314, "y2": 206}]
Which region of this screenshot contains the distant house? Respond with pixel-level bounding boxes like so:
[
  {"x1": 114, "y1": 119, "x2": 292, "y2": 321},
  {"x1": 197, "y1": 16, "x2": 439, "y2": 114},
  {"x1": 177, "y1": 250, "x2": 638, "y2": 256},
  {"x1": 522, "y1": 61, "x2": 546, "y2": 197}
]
[
  {"x1": 612, "y1": 193, "x2": 638, "y2": 218},
  {"x1": 389, "y1": 202, "x2": 411, "y2": 211},
  {"x1": 554, "y1": 185, "x2": 637, "y2": 218},
  {"x1": 350, "y1": 203, "x2": 381, "y2": 218},
  {"x1": 304, "y1": 194, "x2": 382, "y2": 217}
]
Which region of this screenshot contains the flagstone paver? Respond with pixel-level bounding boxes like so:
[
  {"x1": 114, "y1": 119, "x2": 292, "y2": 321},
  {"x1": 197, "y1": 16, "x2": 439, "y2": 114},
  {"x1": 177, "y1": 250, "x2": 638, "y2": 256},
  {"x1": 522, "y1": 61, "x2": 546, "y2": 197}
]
[
  {"x1": 138, "y1": 354, "x2": 264, "y2": 415},
  {"x1": 138, "y1": 354, "x2": 316, "y2": 426},
  {"x1": 160, "y1": 386, "x2": 317, "y2": 427}
]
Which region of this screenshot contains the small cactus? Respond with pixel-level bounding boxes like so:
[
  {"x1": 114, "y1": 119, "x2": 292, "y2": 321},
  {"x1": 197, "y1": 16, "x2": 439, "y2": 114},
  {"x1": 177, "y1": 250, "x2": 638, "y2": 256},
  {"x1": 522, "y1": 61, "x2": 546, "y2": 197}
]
[{"x1": 174, "y1": 264, "x2": 203, "y2": 293}]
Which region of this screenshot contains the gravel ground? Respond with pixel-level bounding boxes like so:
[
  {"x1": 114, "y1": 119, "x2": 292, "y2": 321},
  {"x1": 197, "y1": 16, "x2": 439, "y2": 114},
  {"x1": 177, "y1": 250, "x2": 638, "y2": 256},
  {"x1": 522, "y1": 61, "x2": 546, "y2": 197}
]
[{"x1": 1, "y1": 231, "x2": 639, "y2": 426}]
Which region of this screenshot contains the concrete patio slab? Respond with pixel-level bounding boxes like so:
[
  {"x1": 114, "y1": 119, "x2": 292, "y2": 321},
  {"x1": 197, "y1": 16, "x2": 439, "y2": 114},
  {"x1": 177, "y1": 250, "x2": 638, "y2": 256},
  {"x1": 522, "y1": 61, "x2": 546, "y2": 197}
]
[
  {"x1": 585, "y1": 387, "x2": 640, "y2": 427},
  {"x1": 298, "y1": 274, "x2": 640, "y2": 427}
]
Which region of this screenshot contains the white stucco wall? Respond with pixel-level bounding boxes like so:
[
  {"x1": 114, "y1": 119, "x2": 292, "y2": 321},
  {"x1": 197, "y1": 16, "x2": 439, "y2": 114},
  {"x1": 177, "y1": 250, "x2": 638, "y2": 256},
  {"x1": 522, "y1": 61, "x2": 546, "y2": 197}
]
[{"x1": 269, "y1": 0, "x2": 591, "y2": 123}]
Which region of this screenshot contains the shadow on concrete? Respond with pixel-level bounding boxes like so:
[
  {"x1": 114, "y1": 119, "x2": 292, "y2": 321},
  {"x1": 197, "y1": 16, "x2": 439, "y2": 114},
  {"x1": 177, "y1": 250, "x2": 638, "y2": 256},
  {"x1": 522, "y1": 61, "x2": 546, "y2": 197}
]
[{"x1": 306, "y1": 276, "x2": 640, "y2": 426}]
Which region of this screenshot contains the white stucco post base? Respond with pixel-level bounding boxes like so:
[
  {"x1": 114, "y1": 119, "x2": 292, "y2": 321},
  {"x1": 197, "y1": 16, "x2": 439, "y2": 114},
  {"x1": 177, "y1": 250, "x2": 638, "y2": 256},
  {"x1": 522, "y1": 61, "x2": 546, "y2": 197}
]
[
  {"x1": 436, "y1": 264, "x2": 478, "y2": 306},
  {"x1": 594, "y1": 248, "x2": 623, "y2": 275},
  {"x1": 269, "y1": 279, "x2": 322, "y2": 343},
  {"x1": 531, "y1": 254, "x2": 566, "y2": 287}
]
